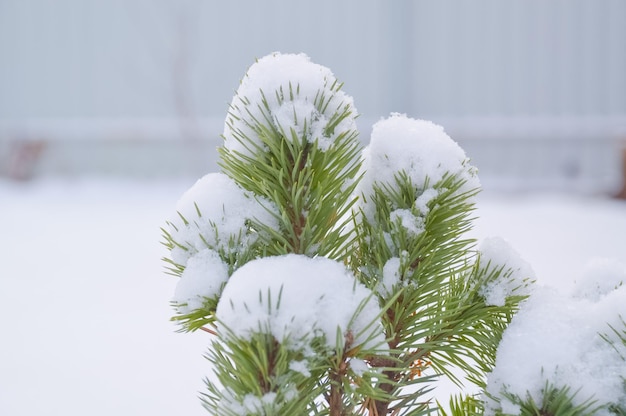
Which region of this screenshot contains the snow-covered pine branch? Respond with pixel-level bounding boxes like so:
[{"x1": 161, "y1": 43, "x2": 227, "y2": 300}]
[{"x1": 161, "y1": 53, "x2": 626, "y2": 415}]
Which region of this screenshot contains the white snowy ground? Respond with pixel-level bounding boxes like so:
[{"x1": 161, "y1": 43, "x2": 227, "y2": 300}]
[{"x1": 1, "y1": 178, "x2": 625, "y2": 416}]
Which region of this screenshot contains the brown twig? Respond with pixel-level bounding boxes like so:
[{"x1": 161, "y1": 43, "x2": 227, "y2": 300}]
[
  {"x1": 329, "y1": 331, "x2": 356, "y2": 416},
  {"x1": 199, "y1": 326, "x2": 218, "y2": 336}
]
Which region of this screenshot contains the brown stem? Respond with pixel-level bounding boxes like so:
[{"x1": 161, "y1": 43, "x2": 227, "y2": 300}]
[
  {"x1": 371, "y1": 307, "x2": 405, "y2": 414},
  {"x1": 329, "y1": 332, "x2": 354, "y2": 416},
  {"x1": 290, "y1": 211, "x2": 308, "y2": 253},
  {"x1": 329, "y1": 364, "x2": 346, "y2": 416},
  {"x1": 371, "y1": 342, "x2": 438, "y2": 414},
  {"x1": 259, "y1": 338, "x2": 280, "y2": 394},
  {"x1": 199, "y1": 326, "x2": 218, "y2": 336},
  {"x1": 373, "y1": 368, "x2": 399, "y2": 415},
  {"x1": 283, "y1": 142, "x2": 310, "y2": 254}
]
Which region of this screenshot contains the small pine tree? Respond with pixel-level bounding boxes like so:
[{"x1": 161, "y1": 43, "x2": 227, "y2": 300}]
[{"x1": 160, "y1": 53, "x2": 626, "y2": 415}]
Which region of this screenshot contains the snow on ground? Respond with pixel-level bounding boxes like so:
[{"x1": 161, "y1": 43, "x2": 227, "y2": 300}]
[
  {"x1": 0, "y1": 179, "x2": 209, "y2": 416},
  {"x1": 472, "y1": 191, "x2": 626, "y2": 293},
  {"x1": 0, "y1": 178, "x2": 625, "y2": 416}
]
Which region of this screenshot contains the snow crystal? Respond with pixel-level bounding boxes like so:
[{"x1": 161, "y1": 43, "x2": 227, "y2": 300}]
[
  {"x1": 216, "y1": 254, "x2": 386, "y2": 352},
  {"x1": 167, "y1": 172, "x2": 278, "y2": 265},
  {"x1": 573, "y1": 257, "x2": 626, "y2": 301},
  {"x1": 172, "y1": 248, "x2": 229, "y2": 314},
  {"x1": 357, "y1": 114, "x2": 479, "y2": 219},
  {"x1": 485, "y1": 280, "x2": 626, "y2": 415},
  {"x1": 223, "y1": 52, "x2": 358, "y2": 157},
  {"x1": 478, "y1": 237, "x2": 534, "y2": 306}
]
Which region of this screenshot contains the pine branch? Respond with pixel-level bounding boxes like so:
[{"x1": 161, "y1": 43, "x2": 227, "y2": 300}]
[
  {"x1": 437, "y1": 394, "x2": 484, "y2": 416},
  {"x1": 350, "y1": 168, "x2": 530, "y2": 414},
  {"x1": 161, "y1": 54, "x2": 546, "y2": 415},
  {"x1": 496, "y1": 381, "x2": 600, "y2": 416}
]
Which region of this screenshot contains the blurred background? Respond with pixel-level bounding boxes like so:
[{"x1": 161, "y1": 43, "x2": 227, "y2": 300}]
[{"x1": 1, "y1": 0, "x2": 625, "y2": 193}]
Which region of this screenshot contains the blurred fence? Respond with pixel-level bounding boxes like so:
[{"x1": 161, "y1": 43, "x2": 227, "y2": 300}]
[
  {"x1": 444, "y1": 116, "x2": 626, "y2": 194},
  {"x1": 1, "y1": 1, "x2": 625, "y2": 193},
  {"x1": 1, "y1": 116, "x2": 624, "y2": 195},
  {"x1": 0, "y1": 118, "x2": 220, "y2": 180}
]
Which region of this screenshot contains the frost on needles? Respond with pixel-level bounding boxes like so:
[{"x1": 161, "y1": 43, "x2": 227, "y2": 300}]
[{"x1": 161, "y1": 52, "x2": 626, "y2": 415}]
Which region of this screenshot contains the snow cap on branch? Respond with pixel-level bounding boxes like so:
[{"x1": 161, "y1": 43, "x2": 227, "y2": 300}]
[
  {"x1": 223, "y1": 52, "x2": 358, "y2": 156},
  {"x1": 166, "y1": 172, "x2": 278, "y2": 266},
  {"x1": 478, "y1": 237, "x2": 535, "y2": 306},
  {"x1": 173, "y1": 248, "x2": 229, "y2": 314},
  {"x1": 357, "y1": 113, "x2": 480, "y2": 221},
  {"x1": 485, "y1": 269, "x2": 626, "y2": 415},
  {"x1": 216, "y1": 254, "x2": 385, "y2": 353}
]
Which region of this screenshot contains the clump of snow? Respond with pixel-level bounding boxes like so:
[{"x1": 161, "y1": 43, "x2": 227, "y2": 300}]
[
  {"x1": 390, "y1": 209, "x2": 425, "y2": 237},
  {"x1": 218, "y1": 386, "x2": 302, "y2": 416},
  {"x1": 478, "y1": 237, "x2": 535, "y2": 306},
  {"x1": 380, "y1": 257, "x2": 402, "y2": 298},
  {"x1": 357, "y1": 113, "x2": 480, "y2": 222},
  {"x1": 414, "y1": 188, "x2": 439, "y2": 215},
  {"x1": 223, "y1": 52, "x2": 358, "y2": 157},
  {"x1": 172, "y1": 249, "x2": 229, "y2": 314},
  {"x1": 166, "y1": 172, "x2": 278, "y2": 266},
  {"x1": 243, "y1": 392, "x2": 277, "y2": 412},
  {"x1": 573, "y1": 257, "x2": 626, "y2": 301},
  {"x1": 289, "y1": 360, "x2": 311, "y2": 377},
  {"x1": 283, "y1": 386, "x2": 298, "y2": 402},
  {"x1": 485, "y1": 268, "x2": 626, "y2": 414},
  {"x1": 218, "y1": 388, "x2": 280, "y2": 416},
  {"x1": 216, "y1": 254, "x2": 385, "y2": 353},
  {"x1": 349, "y1": 358, "x2": 370, "y2": 377}
]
